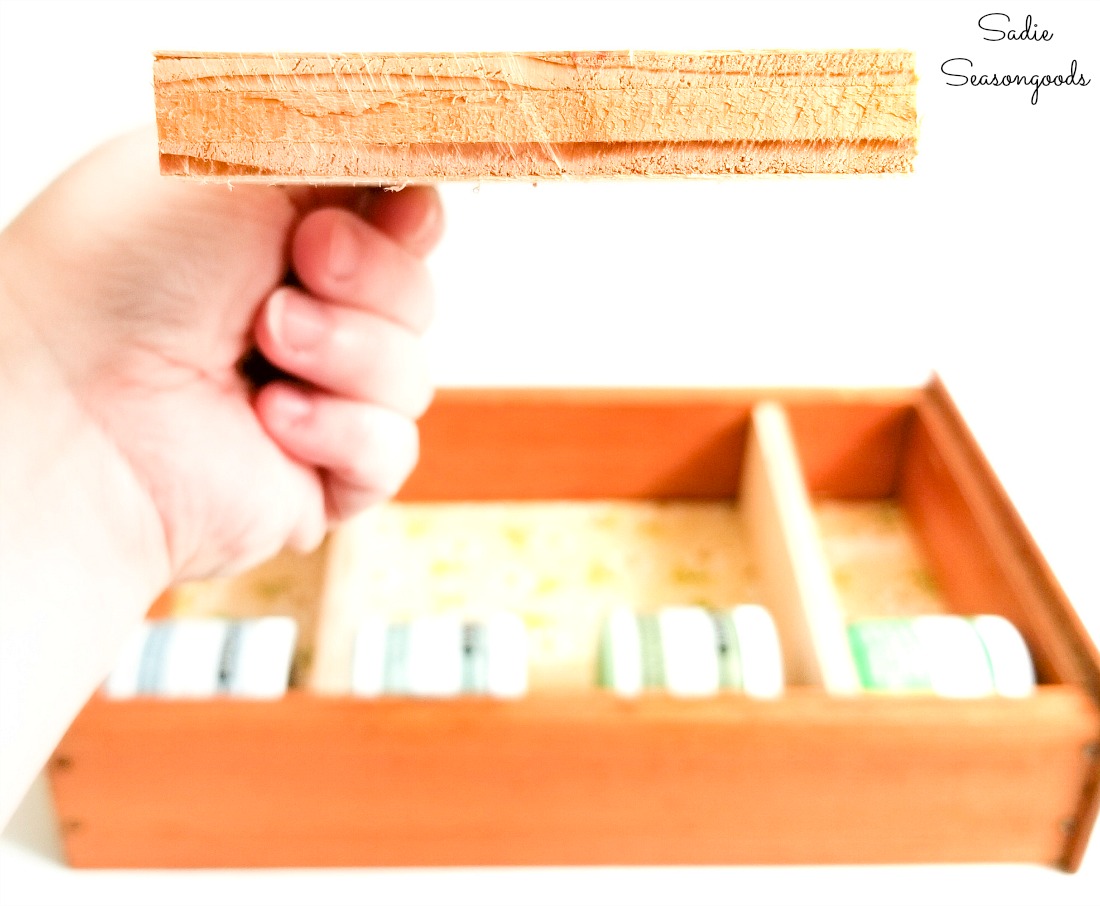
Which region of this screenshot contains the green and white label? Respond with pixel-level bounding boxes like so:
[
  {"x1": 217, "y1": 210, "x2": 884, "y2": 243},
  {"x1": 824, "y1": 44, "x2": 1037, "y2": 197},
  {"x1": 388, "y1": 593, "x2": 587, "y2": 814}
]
[
  {"x1": 599, "y1": 604, "x2": 783, "y2": 699},
  {"x1": 848, "y1": 615, "x2": 1035, "y2": 697}
]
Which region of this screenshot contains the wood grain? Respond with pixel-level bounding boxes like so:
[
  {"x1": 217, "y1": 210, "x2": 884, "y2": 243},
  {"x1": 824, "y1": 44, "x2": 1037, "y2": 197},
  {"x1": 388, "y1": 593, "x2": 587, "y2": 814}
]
[
  {"x1": 49, "y1": 688, "x2": 1095, "y2": 868},
  {"x1": 154, "y1": 50, "x2": 918, "y2": 180}
]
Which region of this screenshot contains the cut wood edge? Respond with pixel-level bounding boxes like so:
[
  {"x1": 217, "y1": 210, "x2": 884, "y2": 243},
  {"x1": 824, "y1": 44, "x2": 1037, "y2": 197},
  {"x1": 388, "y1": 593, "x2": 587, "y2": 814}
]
[
  {"x1": 743, "y1": 401, "x2": 862, "y2": 694},
  {"x1": 154, "y1": 49, "x2": 918, "y2": 181}
]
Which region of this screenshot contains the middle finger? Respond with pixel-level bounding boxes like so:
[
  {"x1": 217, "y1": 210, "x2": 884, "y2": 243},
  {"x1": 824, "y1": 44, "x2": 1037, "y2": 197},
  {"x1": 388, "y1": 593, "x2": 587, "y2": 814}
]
[{"x1": 255, "y1": 286, "x2": 433, "y2": 419}]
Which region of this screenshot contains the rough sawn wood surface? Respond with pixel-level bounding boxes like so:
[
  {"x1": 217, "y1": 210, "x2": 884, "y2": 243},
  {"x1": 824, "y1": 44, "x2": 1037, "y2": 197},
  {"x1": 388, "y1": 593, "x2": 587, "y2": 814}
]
[{"x1": 154, "y1": 50, "x2": 919, "y2": 181}]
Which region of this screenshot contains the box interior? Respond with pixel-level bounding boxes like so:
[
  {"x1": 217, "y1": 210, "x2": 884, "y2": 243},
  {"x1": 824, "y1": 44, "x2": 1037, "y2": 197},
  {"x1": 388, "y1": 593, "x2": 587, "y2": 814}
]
[{"x1": 155, "y1": 389, "x2": 1072, "y2": 695}]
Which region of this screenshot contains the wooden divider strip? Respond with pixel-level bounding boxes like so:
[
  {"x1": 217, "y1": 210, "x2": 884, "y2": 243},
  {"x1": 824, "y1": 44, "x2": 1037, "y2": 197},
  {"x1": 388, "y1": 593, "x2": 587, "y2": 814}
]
[
  {"x1": 743, "y1": 402, "x2": 861, "y2": 693},
  {"x1": 308, "y1": 513, "x2": 376, "y2": 694}
]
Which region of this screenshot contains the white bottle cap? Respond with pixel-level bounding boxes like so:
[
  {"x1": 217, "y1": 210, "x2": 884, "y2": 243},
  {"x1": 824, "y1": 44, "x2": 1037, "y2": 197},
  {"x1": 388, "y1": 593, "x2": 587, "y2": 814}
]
[
  {"x1": 603, "y1": 606, "x2": 643, "y2": 697},
  {"x1": 711, "y1": 610, "x2": 743, "y2": 693},
  {"x1": 971, "y1": 615, "x2": 1036, "y2": 697},
  {"x1": 407, "y1": 614, "x2": 464, "y2": 698},
  {"x1": 224, "y1": 617, "x2": 297, "y2": 698},
  {"x1": 913, "y1": 615, "x2": 995, "y2": 698},
  {"x1": 459, "y1": 620, "x2": 489, "y2": 694},
  {"x1": 484, "y1": 612, "x2": 528, "y2": 699},
  {"x1": 158, "y1": 619, "x2": 229, "y2": 698},
  {"x1": 351, "y1": 614, "x2": 389, "y2": 697},
  {"x1": 731, "y1": 605, "x2": 784, "y2": 699},
  {"x1": 658, "y1": 606, "x2": 720, "y2": 697}
]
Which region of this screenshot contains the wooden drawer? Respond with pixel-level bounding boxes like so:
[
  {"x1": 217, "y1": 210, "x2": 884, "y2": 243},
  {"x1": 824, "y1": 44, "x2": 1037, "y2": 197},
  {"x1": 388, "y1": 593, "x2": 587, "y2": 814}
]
[{"x1": 47, "y1": 380, "x2": 1100, "y2": 870}]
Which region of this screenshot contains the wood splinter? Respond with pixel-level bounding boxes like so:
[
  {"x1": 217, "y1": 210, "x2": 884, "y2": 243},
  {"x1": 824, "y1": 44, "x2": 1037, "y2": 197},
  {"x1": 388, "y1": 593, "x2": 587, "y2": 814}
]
[{"x1": 154, "y1": 50, "x2": 918, "y2": 182}]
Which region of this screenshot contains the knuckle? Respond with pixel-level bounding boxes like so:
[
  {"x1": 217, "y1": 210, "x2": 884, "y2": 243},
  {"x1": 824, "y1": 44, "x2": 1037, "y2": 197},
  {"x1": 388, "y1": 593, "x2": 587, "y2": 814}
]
[
  {"x1": 340, "y1": 407, "x2": 419, "y2": 495},
  {"x1": 347, "y1": 320, "x2": 432, "y2": 416}
]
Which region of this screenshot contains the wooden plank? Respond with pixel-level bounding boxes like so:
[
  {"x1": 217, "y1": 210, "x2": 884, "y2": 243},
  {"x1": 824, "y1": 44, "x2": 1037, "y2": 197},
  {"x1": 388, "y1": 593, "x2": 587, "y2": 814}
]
[
  {"x1": 48, "y1": 688, "x2": 1095, "y2": 868},
  {"x1": 742, "y1": 403, "x2": 861, "y2": 693},
  {"x1": 154, "y1": 50, "x2": 918, "y2": 181}
]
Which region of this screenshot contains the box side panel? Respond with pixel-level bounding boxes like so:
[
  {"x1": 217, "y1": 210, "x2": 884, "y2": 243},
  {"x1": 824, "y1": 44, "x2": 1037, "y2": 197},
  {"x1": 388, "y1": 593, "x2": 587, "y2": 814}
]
[
  {"x1": 899, "y1": 380, "x2": 1100, "y2": 868},
  {"x1": 401, "y1": 391, "x2": 751, "y2": 501},
  {"x1": 904, "y1": 382, "x2": 1100, "y2": 694},
  {"x1": 50, "y1": 690, "x2": 1095, "y2": 869},
  {"x1": 785, "y1": 402, "x2": 915, "y2": 498},
  {"x1": 403, "y1": 389, "x2": 918, "y2": 503}
]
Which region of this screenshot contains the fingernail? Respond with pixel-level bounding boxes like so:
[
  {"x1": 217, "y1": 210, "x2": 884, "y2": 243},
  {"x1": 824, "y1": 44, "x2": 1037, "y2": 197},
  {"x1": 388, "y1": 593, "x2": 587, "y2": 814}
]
[
  {"x1": 271, "y1": 289, "x2": 328, "y2": 353},
  {"x1": 327, "y1": 215, "x2": 360, "y2": 279}
]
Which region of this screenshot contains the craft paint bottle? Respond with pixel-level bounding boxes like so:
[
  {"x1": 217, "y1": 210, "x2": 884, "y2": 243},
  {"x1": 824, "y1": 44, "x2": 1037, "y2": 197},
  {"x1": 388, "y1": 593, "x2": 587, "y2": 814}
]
[
  {"x1": 104, "y1": 617, "x2": 297, "y2": 699},
  {"x1": 846, "y1": 614, "x2": 1035, "y2": 697},
  {"x1": 599, "y1": 604, "x2": 784, "y2": 699},
  {"x1": 220, "y1": 617, "x2": 298, "y2": 698},
  {"x1": 352, "y1": 612, "x2": 528, "y2": 699},
  {"x1": 730, "y1": 604, "x2": 785, "y2": 699}
]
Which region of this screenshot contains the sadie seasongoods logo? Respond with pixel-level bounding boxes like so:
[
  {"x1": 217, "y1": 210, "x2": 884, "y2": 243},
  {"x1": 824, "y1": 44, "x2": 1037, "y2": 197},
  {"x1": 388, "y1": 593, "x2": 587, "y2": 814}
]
[{"x1": 941, "y1": 11, "x2": 1091, "y2": 104}]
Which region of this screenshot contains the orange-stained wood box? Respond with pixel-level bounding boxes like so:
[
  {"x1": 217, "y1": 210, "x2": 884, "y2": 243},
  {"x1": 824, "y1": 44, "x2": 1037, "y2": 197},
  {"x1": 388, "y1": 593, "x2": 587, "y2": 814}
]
[{"x1": 47, "y1": 380, "x2": 1100, "y2": 870}]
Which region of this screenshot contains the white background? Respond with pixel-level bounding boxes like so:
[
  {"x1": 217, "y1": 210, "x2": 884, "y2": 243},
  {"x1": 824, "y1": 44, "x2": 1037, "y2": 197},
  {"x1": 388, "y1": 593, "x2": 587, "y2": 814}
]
[{"x1": 1, "y1": 0, "x2": 1098, "y2": 903}]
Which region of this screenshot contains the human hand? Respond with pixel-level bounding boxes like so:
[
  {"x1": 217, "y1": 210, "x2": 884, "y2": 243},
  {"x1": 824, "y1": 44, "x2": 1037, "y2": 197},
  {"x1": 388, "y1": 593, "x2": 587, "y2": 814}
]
[{"x1": 0, "y1": 128, "x2": 442, "y2": 583}]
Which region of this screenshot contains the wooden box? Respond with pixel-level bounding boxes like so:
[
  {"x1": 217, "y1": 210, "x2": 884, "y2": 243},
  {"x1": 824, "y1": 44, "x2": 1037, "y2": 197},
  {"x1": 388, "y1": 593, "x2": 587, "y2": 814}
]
[{"x1": 47, "y1": 380, "x2": 1100, "y2": 870}]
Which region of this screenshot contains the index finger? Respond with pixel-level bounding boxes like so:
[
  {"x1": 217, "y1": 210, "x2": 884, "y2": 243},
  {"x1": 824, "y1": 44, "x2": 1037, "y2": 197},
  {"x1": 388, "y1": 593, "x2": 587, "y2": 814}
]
[
  {"x1": 360, "y1": 186, "x2": 444, "y2": 259},
  {"x1": 291, "y1": 209, "x2": 435, "y2": 334}
]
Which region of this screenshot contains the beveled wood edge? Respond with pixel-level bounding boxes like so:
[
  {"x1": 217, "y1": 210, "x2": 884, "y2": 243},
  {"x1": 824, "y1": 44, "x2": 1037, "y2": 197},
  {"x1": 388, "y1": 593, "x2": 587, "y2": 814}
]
[{"x1": 923, "y1": 375, "x2": 1100, "y2": 871}]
